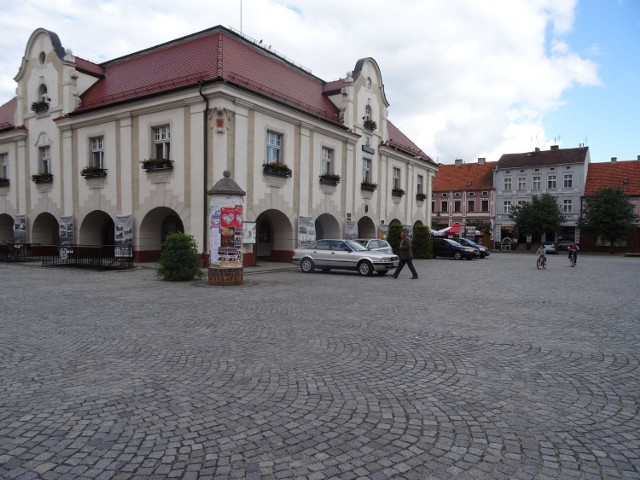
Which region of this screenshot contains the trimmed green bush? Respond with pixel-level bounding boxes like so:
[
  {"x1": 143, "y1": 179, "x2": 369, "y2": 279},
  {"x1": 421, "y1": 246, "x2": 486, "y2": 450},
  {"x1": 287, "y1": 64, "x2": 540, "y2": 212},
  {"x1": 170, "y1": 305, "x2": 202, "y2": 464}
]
[
  {"x1": 156, "y1": 232, "x2": 204, "y2": 281},
  {"x1": 387, "y1": 224, "x2": 404, "y2": 255},
  {"x1": 412, "y1": 225, "x2": 433, "y2": 259}
]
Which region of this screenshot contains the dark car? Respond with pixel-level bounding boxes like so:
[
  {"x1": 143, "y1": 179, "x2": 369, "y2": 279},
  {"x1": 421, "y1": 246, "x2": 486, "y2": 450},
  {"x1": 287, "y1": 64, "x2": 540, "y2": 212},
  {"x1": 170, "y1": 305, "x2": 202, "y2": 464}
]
[
  {"x1": 457, "y1": 238, "x2": 490, "y2": 258},
  {"x1": 432, "y1": 238, "x2": 477, "y2": 260}
]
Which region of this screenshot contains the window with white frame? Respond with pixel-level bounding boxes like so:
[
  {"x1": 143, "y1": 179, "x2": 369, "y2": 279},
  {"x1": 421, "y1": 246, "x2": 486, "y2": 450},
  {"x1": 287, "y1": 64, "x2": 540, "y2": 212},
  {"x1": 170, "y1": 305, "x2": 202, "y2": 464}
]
[
  {"x1": 39, "y1": 146, "x2": 51, "y2": 173},
  {"x1": 362, "y1": 158, "x2": 372, "y2": 182},
  {"x1": 266, "y1": 130, "x2": 282, "y2": 164},
  {"x1": 322, "y1": 147, "x2": 334, "y2": 174},
  {"x1": 481, "y1": 199, "x2": 489, "y2": 212},
  {"x1": 0, "y1": 153, "x2": 7, "y2": 179},
  {"x1": 153, "y1": 125, "x2": 171, "y2": 160},
  {"x1": 441, "y1": 200, "x2": 448, "y2": 212},
  {"x1": 454, "y1": 200, "x2": 461, "y2": 213},
  {"x1": 533, "y1": 175, "x2": 541, "y2": 189},
  {"x1": 90, "y1": 136, "x2": 104, "y2": 169},
  {"x1": 417, "y1": 174, "x2": 424, "y2": 194},
  {"x1": 431, "y1": 201, "x2": 435, "y2": 212},
  {"x1": 393, "y1": 167, "x2": 401, "y2": 189},
  {"x1": 517, "y1": 177, "x2": 526, "y2": 190},
  {"x1": 468, "y1": 199, "x2": 475, "y2": 212},
  {"x1": 517, "y1": 200, "x2": 526, "y2": 207},
  {"x1": 503, "y1": 200, "x2": 512, "y2": 214},
  {"x1": 547, "y1": 175, "x2": 557, "y2": 189},
  {"x1": 504, "y1": 177, "x2": 512, "y2": 190},
  {"x1": 563, "y1": 199, "x2": 573, "y2": 213},
  {"x1": 563, "y1": 173, "x2": 573, "y2": 188}
]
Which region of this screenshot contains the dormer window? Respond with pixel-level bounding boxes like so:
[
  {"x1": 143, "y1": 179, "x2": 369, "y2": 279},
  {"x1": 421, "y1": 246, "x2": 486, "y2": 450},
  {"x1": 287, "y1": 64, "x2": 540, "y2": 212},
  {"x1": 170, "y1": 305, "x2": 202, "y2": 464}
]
[{"x1": 31, "y1": 84, "x2": 50, "y2": 113}]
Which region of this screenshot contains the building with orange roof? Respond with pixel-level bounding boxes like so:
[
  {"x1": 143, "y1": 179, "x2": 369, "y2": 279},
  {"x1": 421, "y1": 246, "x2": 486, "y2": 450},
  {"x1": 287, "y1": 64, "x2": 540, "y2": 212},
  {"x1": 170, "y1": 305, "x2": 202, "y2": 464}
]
[
  {"x1": 581, "y1": 157, "x2": 640, "y2": 253},
  {"x1": 0, "y1": 26, "x2": 438, "y2": 265},
  {"x1": 431, "y1": 158, "x2": 496, "y2": 245}
]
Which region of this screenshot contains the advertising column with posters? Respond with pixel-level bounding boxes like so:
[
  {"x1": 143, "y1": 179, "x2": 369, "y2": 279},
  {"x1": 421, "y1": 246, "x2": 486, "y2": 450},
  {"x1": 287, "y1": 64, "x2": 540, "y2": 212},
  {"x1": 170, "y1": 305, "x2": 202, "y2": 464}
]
[{"x1": 208, "y1": 170, "x2": 246, "y2": 286}]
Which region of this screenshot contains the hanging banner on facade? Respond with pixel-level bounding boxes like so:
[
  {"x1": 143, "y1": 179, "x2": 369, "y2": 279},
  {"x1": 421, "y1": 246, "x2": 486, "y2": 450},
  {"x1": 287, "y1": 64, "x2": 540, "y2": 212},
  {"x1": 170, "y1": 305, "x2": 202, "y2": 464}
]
[
  {"x1": 13, "y1": 215, "x2": 26, "y2": 243},
  {"x1": 378, "y1": 224, "x2": 389, "y2": 240},
  {"x1": 59, "y1": 216, "x2": 74, "y2": 246},
  {"x1": 211, "y1": 205, "x2": 243, "y2": 267},
  {"x1": 297, "y1": 216, "x2": 316, "y2": 247},
  {"x1": 115, "y1": 215, "x2": 133, "y2": 257},
  {"x1": 243, "y1": 222, "x2": 256, "y2": 244},
  {"x1": 345, "y1": 219, "x2": 358, "y2": 240}
]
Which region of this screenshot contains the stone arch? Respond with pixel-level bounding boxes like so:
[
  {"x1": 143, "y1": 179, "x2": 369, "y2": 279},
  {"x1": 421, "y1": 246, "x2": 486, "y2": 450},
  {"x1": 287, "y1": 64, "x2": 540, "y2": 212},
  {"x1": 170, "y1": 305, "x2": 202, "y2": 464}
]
[
  {"x1": 0, "y1": 214, "x2": 14, "y2": 242},
  {"x1": 79, "y1": 210, "x2": 114, "y2": 245},
  {"x1": 254, "y1": 209, "x2": 294, "y2": 262},
  {"x1": 137, "y1": 207, "x2": 184, "y2": 262},
  {"x1": 31, "y1": 212, "x2": 59, "y2": 245},
  {"x1": 315, "y1": 213, "x2": 340, "y2": 240},
  {"x1": 357, "y1": 216, "x2": 376, "y2": 239}
]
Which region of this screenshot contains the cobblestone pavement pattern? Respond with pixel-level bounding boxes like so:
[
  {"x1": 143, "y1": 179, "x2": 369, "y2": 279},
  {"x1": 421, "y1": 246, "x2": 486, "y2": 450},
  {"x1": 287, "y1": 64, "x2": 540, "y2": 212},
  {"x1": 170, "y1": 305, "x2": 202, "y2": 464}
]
[{"x1": 1, "y1": 254, "x2": 639, "y2": 480}]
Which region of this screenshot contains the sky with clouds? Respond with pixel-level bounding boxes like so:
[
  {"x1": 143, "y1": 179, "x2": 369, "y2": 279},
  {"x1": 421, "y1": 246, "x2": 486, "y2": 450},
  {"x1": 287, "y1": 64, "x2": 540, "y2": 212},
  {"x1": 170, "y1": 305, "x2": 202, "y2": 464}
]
[{"x1": 0, "y1": 0, "x2": 637, "y2": 164}]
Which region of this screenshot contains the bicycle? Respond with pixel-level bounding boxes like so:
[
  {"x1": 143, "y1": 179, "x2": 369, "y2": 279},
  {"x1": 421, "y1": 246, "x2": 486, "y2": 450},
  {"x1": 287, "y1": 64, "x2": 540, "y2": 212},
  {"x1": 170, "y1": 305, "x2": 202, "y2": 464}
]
[
  {"x1": 537, "y1": 255, "x2": 546, "y2": 269},
  {"x1": 569, "y1": 250, "x2": 577, "y2": 267}
]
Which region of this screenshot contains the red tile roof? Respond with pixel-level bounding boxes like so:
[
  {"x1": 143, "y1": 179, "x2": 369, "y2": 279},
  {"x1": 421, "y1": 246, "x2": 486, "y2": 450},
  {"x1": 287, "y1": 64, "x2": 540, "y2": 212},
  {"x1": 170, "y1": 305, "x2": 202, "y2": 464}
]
[
  {"x1": 386, "y1": 121, "x2": 433, "y2": 161},
  {"x1": 497, "y1": 146, "x2": 589, "y2": 169},
  {"x1": 432, "y1": 161, "x2": 496, "y2": 192},
  {"x1": 77, "y1": 27, "x2": 341, "y2": 124},
  {"x1": 0, "y1": 98, "x2": 16, "y2": 130},
  {"x1": 584, "y1": 161, "x2": 640, "y2": 196}
]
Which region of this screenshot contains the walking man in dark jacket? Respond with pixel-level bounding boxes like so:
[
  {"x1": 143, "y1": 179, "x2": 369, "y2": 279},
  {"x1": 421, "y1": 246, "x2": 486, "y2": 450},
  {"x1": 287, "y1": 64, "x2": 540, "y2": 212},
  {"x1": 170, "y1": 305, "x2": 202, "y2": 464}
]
[{"x1": 392, "y1": 229, "x2": 418, "y2": 279}]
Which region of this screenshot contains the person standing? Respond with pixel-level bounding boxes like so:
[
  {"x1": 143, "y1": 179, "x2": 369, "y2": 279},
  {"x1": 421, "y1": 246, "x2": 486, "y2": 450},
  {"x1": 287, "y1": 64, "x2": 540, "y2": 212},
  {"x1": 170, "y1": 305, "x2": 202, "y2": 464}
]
[{"x1": 392, "y1": 229, "x2": 418, "y2": 279}]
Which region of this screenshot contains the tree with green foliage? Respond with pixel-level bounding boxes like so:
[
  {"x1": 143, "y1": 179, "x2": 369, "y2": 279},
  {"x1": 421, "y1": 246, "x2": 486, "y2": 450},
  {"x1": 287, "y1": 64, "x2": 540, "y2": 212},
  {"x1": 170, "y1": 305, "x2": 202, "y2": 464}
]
[
  {"x1": 412, "y1": 225, "x2": 433, "y2": 259},
  {"x1": 579, "y1": 187, "x2": 637, "y2": 253},
  {"x1": 508, "y1": 193, "x2": 564, "y2": 243},
  {"x1": 156, "y1": 232, "x2": 204, "y2": 281},
  {"x1": 386, "y1": 224, "x2": 404, "y2": 255}
]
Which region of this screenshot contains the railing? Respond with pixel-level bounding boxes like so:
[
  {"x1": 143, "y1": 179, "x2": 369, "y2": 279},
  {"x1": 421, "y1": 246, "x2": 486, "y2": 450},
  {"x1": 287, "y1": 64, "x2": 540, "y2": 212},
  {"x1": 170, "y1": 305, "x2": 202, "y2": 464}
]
[
  {"x1": 0, "y1": 243, "x2": 44, "y2": 263},
  {"x1": 41, "y1": 244, "x2": 134, "y2": 270}
]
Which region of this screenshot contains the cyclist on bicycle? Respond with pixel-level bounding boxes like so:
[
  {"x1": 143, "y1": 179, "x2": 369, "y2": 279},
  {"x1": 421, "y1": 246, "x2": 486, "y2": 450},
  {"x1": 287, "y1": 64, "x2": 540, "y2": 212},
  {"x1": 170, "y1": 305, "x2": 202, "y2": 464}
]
[
  {"x1": 568, "y1": 241, "x2": 579, "y2": 264},
  {"x1": 536, "y1": 243, "x2": 546, "y2": 261}
]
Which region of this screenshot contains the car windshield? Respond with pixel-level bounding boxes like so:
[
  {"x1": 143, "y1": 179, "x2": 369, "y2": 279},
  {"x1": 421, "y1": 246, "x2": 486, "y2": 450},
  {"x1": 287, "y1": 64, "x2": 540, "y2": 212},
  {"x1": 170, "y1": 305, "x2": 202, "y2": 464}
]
[
  {"x1": 463, "y1": 239, "x2": 479, "y2": 247},
  {"x1": 345, "y1": 240, "x2": 368, "y2": 251},
  {"x1": 447, "y1": 239, "x2": 463, "y2": 247}
]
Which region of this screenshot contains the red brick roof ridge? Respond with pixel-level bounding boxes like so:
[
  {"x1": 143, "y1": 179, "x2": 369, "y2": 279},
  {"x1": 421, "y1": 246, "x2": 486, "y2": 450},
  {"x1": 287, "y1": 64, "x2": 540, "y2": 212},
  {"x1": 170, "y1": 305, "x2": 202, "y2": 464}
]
[
  {"x1": 432, "y1": 161, "x2": 497, "y2": 191},
  {"x1": 584, "y1": 161, "x2": 640, "y2": 196}
]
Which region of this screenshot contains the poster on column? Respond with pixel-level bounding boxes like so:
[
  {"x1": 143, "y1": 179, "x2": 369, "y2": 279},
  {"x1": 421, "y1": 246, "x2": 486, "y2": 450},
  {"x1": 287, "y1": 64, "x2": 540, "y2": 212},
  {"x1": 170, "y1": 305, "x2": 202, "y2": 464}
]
[
  {"x1": 59, "y1": 216, "x2": 74, "y2": 246},
  {"x1": 212, "y1": 205, "x2": 243, "y2": 267},
  {"x1": 378, "y1": 224, "x2": 389, "y2": 240},
  {"x1": 115, "y1": 215, "x2": 133, "y2": 257},
  {"x1": 13, "y1": 215, "x2": 26, "y2": 243},
  {"x1": 297, "y1": 216, "x2": 315, "y2": 247},
  {"x1": 344, "y1": 219, "x2": 358, "y2": 240},
  {"x1": 209, "y1": 206, "x2": 221, "y2": 266}
]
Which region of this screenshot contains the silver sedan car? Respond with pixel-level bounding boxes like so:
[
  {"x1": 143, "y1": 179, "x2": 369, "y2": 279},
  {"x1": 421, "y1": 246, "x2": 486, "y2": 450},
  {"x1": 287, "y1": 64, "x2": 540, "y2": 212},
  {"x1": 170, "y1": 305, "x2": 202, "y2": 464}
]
[
  {"x1": 292, "y1": 239, "x2": 399, "y2": 276},
  {"x1": 355, "y1": 238, "x2": 394, "y2": 254}
]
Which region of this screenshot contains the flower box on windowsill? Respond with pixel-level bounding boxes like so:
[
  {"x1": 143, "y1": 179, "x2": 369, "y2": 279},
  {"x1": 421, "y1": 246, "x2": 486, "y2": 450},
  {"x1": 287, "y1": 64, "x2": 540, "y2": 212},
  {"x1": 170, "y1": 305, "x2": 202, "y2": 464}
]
[
  {"x1": 81, "y1": 166, "x2": 108, "y2": 178},
  {"x1": 392, "y1": 188, "x2": 405, "y2": 197},
  {"x1": 31, "y1": 101, "x2": 49, "y2": 114},
  {"x1": 0, "y1": 178, "x2": 9, "y2": 187},
  {"x1": 141, "y1": 159, "x2": 173, "y2": 171},
  {"x1": 319, "y1": 173, "x2": 340, "y2": 186},
  {"x1": 360, "y1": 181, "x2": 378, "y2": 192},
  {"x1": 31, "y1": 173, "x2": 53, "y2": 184},
  {"x1": 363, "y1": 119, "x2": 377, "y2": 131},
  {"x1": 416, "y1": 193, "x2": 427, "y2": 201},
  {"x1": 263, "y1": 162, "x2": 292, "y2": 178}
]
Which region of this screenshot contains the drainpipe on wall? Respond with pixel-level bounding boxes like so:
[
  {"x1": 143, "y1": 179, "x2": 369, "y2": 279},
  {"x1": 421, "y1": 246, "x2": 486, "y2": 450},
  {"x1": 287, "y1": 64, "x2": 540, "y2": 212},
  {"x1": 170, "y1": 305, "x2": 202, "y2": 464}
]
[{"x1": 198, "y1": 81, "x2": 209, "y2": 261}]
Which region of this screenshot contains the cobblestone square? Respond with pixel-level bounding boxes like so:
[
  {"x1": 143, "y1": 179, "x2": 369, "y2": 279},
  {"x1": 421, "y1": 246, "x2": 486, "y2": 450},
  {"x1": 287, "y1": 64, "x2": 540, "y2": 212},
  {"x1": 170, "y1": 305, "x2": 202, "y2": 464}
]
[{"x1": 1, "y1": 253, "x2": 639, "y2": 479}]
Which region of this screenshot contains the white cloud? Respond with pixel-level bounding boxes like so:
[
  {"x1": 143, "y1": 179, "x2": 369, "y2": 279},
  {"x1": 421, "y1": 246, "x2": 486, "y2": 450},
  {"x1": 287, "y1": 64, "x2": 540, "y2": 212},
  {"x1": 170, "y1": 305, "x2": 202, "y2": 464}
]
[{"x1": 0, "y1": 0, "x2": 600, "y2": 163}]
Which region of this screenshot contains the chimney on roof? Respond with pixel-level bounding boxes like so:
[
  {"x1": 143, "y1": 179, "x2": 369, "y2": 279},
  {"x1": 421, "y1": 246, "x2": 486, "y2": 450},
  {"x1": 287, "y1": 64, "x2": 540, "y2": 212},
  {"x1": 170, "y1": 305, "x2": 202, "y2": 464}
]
[
  {"x1": 534, "y1": 147, "x2": 540, "y2": 152},
  {"x1": 550, "y1": 145, "x2": 559, "y2": 150},
  {"x1": 611, "y1": 157, "x2": 617, "y2": 163},
  {"x1": 637, "y1": 155, "x2": 640, "y2": 161},
  {"x1": 454, "y1": 159, "x2": 463, "y2": 166},
  {"x1": 477, "y1": 157, "x2": 486, "y2": 165}
]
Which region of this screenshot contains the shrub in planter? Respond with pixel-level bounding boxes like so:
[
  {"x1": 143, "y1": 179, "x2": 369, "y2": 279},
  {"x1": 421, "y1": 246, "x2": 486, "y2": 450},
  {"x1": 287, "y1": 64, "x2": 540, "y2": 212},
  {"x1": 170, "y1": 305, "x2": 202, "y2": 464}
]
[
  {"x1": 412, "y1": 225, "x2": 433, "y2": 259},
  {"x1": 387, "y1": 224, "x2": 404, "y2": 255},
  {"x1": 156, "y1": 232, "x2": 204, "y2": 281}
]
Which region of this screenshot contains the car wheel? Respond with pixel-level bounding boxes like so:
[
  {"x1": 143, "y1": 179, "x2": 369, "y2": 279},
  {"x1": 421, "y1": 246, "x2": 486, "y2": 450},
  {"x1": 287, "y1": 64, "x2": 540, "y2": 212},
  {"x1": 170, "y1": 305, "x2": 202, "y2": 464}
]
[
  {"x1": 300, "y1": 258, "x2": 315, "y2": 273},
  {"x1": 357, "y1": 260, "x2": 374, "y2": 276},
  {"x1": 454, "y1": 251, "x2": 463, "y2": 260}
]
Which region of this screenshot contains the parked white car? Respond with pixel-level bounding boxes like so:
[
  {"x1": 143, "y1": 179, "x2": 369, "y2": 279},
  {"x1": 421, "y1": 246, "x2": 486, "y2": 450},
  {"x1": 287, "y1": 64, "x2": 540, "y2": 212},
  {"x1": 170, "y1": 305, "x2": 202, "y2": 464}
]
[
  {"x1": 292, "y1": 239, "x2": 398, "y2": 276},
  {"x1": 354, "y1": 238, "x2": 394, "y2": 254}
]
